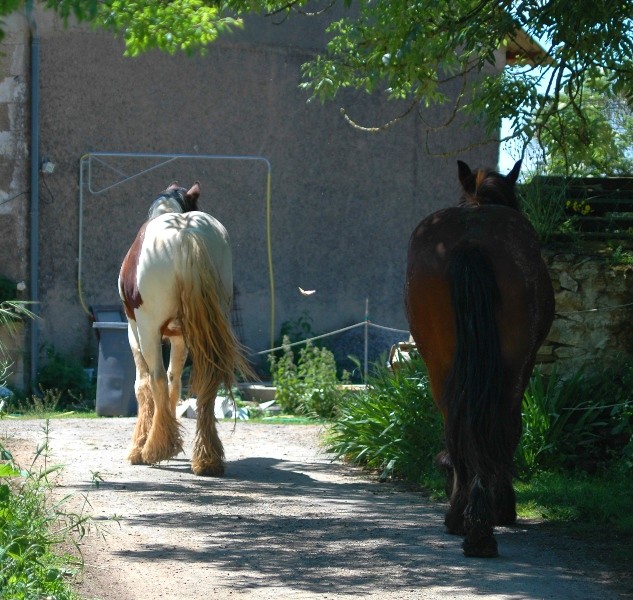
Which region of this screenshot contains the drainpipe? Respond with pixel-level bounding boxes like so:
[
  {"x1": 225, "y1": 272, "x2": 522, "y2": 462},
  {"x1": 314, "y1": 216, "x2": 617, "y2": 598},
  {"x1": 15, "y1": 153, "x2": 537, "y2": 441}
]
[{"x1": 26, "y1": 1, "x2": 40, "y2": 389}]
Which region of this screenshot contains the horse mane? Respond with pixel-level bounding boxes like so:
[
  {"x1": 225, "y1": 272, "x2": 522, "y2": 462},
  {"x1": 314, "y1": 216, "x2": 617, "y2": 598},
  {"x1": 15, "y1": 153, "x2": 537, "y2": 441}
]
[
  {"x1": 148, "y1": 181, "x2": 201, "y2": 220},
  {"x1": 457, "y1": 160, "x2": 521, "y2": 211}
]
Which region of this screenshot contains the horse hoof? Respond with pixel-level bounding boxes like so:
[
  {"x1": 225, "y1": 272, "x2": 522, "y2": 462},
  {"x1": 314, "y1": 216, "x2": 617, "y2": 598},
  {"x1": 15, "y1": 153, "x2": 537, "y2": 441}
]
[
  {"x1": 141, "y1": 441, "x2": 183, "y2": 465},
  {"x1": 462, "y1": 535, "x2": 498, "y2": 558},
  {"x1": 192, "y1": 460, "x2": 225, "y2": 477},
  {"x1": 444, "y1": 512, "x2": 466, "y2": 536},
  {"x1": 128, "y1": 448, "x2": 146, "y2": 465},
  {"x1": 496, "y1": 513, "x2": 517, "y2": 527}
]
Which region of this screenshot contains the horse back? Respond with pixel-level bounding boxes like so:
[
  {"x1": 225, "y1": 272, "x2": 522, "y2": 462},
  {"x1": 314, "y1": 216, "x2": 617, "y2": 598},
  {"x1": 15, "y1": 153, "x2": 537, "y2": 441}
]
[
  {"x1": 119, "y1": 211, "x2": 232, "y2": 323},
  {"x1": 405, "y1": 205, "x2": 554, "y2": 410}
]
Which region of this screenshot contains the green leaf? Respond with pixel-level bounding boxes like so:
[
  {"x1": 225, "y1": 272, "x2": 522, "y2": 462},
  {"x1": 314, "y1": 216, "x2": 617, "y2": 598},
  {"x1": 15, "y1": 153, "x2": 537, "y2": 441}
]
[{"x1": 0, "y1": 464, "x2": 20, "y2": 478}]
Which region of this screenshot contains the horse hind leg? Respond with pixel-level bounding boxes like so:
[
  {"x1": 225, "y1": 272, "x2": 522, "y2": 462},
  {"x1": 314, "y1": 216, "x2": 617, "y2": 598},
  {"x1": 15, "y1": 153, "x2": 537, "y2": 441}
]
[
  {"x1": 139, "y1": 325, "x2": 184, "y2": 465},
  {"x1": 167, "y1": 335, "x2": 188, "y2": 413},
  {"x1": 127, "y1": 325, "x2": 154, "y2": 465},
  {"x1": 494, "y1": 471, "x2": 517, "y2": 527},
  {"x1": 129, "y1": 374, "x2": 153, "y2": 465},
  {"x1": 192, "y1": 378, "x2": 225, "y2": 477},
  {"x1": 462, "y1": 475, "x2": 498, "y2": 558}
]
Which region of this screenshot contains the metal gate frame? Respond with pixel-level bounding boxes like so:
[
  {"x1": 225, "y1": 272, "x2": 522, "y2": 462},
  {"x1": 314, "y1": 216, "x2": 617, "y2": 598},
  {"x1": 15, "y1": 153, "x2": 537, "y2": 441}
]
[{"x1": 77, "y1": 152, "x2": 275, "y2": 348}]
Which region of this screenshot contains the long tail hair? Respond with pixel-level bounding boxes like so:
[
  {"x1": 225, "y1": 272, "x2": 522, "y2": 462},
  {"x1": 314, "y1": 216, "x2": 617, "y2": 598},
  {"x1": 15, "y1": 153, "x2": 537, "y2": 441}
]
[
  {"x1": 174, "y1": 230, "x2": 254, "y2": 408},
  {"x1": 443, "y1": 245, "x2": 511, "y2": 486}
]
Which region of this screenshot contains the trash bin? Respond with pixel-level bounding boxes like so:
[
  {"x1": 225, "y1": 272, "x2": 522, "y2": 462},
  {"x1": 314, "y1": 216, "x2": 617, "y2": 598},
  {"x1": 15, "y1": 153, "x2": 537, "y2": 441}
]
[{"x1": 92, "y1": 321, "x2": 137, "y2": 417}]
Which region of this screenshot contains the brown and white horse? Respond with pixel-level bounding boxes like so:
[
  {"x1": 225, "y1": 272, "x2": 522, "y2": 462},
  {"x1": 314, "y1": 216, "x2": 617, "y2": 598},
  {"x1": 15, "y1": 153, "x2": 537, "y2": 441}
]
[
  {"x1": 405, "y1": 161, "x2": 554, "y2": 557},
  {"x1": 119, "y1": 182, "x2": 252, "y2": 476}
]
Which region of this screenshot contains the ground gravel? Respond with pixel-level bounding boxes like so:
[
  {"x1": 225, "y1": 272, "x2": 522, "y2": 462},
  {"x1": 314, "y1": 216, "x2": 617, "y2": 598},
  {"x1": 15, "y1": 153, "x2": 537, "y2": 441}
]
[{"x1": 3, "y1": 417, "x2": 631, "y2": 600}]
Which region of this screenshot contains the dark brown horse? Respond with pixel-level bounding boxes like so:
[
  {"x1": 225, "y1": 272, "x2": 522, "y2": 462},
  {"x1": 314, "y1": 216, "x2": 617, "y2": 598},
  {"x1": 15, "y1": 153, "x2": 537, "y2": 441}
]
[{"x1": 405, "y1": 160, "x2": 554, "y2": 557}]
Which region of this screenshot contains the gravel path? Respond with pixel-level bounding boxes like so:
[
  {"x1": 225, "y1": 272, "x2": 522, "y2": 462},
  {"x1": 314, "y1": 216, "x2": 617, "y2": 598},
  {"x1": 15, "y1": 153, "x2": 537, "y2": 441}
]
[{"x1": 3, "y1": 417, "x2": 630, "y2": 599}]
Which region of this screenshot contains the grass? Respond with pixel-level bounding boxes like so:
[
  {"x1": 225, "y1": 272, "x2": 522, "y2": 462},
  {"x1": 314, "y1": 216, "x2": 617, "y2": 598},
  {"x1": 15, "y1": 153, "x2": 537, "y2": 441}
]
[
  {"x1": 6, "y1": 358, "x2": 631, "y2": 555},
  {"x1": 515, "y1": 468, "x2": 633, "y2": 535},
  {"x1": 4, "y1": 411, "x2": 100, "y2": 421},
  {"x1": 515, "y1": 467, "x2": 633, "y2": 580},
  {"x1": 1, "y1": 387, "x2": 98, "y2": 420}
]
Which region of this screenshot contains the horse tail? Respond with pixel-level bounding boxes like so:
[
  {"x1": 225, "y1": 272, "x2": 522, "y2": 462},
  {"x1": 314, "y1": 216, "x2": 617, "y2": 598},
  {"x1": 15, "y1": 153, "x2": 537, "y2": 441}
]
[
  {"x1": 444, "y1": 245, "x2": 510, "y2": 488},
  {"x1": 174, "y1": 230, "x2": 254, "y2": 416}
]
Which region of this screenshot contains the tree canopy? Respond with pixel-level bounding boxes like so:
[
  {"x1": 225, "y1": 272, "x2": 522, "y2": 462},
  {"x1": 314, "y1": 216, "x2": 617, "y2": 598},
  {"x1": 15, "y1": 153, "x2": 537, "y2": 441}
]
[{"x1": 3, "y1": 1, "x2": 633, "y2": 172}]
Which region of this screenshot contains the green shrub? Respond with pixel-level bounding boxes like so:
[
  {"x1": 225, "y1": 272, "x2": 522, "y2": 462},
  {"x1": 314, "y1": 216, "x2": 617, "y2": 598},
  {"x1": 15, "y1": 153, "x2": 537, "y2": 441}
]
[
  {"x1": 325, "y1": 355, "x2": 444, "y2": 483},
  {"x1": 517, "y1": 365, "x2": 633, "y2": 475},
  {"x1": 269, "y1": 337, "x2": 348, "y2": 418},
  {"x1": 36, "y1": 346, "x2": 94, "y2": 411}
]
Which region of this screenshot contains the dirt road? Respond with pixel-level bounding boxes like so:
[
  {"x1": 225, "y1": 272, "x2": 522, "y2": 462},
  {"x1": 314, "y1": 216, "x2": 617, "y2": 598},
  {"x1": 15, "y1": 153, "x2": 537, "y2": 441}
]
[{"x1": 4, "y1": 417, "x2": 630, "y2": 599}]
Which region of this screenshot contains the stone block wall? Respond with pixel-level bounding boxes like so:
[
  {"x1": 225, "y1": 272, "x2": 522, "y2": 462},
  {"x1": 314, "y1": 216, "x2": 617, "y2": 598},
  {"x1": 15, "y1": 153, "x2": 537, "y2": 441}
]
[{"x1": 540, "y1": 246, "x2": 633, "y2": 371}]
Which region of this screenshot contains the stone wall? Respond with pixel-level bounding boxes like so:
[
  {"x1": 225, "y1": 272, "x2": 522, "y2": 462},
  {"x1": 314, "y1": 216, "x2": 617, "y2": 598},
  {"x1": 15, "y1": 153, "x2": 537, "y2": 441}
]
[{"x1": 540, "y1": 246, "x2": 633, "y2": 371}]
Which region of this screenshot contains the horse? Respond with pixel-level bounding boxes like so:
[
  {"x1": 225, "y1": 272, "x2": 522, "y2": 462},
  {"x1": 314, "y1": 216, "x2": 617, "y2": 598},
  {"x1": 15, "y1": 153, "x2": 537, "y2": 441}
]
[
  {"x1": 118, "y1": 181, "x2": 253, "y2": 476},
  {"x1": 404, "y1": 160, "x2": 554, "y2": 557}
]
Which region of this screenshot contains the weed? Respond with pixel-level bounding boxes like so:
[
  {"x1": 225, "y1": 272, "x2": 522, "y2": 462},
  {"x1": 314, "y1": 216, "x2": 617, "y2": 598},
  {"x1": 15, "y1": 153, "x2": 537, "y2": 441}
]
[
  {"x1": 606, "y1": 242, "x2": 633, "y2": 265},
  {"x1": 0, "y1": 421, "x2": 101, "y2": 599},
  {"x1": 90, "y1": 471, "x2": 104, "y2": 489},
  {"x1": 269, "y1": 336, "x2": 349, "y2": 418}
]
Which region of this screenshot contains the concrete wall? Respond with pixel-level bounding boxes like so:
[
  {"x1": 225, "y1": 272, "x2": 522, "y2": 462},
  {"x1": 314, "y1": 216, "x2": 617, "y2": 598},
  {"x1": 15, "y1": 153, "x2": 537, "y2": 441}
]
[
  {"x1": 0, "y1": 13, "x2": 29, "y2": 290},
  {"x1": 2, "y1": 7, "x2": 499, "y2": 383}
]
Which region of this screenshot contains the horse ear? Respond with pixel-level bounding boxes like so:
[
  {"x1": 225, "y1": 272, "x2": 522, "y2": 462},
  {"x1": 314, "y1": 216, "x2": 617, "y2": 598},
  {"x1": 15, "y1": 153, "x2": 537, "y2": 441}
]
[
  {"x1": 186, "y1": 181, "x2": 200, "y2": 207},
  {"x1": 457, "y1": 160, "x2": 473, "y2": 190},
  {"x1": 507, "y1": 160, "x2": 522, "y2": 184}
]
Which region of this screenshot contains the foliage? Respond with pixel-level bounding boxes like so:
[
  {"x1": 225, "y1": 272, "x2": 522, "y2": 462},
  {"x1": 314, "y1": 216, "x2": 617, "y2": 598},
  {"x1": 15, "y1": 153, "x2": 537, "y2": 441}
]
[
  {"x1": 532, "y1": 76, "x2": 633, "y2": 176},
  {"x1": 269, "y1": 336, "x2": 348, "y2": 418},
  {"x1": 1, "y1": 300, "x2": 36, "y2": 413},
  {"x1": 0, "y1": 422, "x2": 94, "y2": 600},
  {"x1": 606, "y1": 243, "x2": 633, "y2": 267},
  {"x1": 324, "y1": 354, "x2": 444, "y2": 484},
  {"x1": 517, "y1": 365, "x2": 633, "y2": 475},
  {"x1": 35, "y1": 346, "x2": 94, "y2": 411},
  {"x1": 278, "y1": 311, "x2": 316, "y2": 346},
  {"x1": 0, "y1": 1, "x2": 628, "y2": 160},
  {"x1": 41, "y1": 0, "x2": 242, "y2": 56},
  {"x1": 0, "y1": 299, "x2": 35, "y2": 329}
]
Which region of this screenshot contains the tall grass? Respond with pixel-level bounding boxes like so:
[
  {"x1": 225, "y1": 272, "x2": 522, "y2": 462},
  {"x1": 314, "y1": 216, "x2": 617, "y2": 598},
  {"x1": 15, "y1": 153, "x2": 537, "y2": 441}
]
[{"x1": 519, "y1": 177, "x2": 579, "y2": 243}]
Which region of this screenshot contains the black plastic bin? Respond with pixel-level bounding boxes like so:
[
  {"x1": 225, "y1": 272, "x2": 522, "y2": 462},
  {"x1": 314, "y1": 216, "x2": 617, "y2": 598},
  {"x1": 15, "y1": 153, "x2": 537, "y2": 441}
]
[{"x1": 92, "y1": 321, "x2": 137, "y2": 417}]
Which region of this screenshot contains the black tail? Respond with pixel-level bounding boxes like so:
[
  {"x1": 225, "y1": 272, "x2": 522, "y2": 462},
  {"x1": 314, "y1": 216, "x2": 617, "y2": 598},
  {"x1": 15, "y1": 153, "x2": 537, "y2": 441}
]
[{"x1": 444, "y1": 245, "x2": 510, "y2": 485}]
